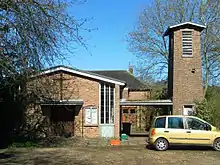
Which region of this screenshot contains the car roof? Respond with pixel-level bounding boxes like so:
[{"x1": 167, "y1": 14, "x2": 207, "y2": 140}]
[{"x1": 153, "y1": 115, "x2": 213, "y2": 126}]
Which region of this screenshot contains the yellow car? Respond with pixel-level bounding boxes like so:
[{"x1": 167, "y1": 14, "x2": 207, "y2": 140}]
[{"x1": 148, "y1": 115, "x2": 220, "y2": 151}]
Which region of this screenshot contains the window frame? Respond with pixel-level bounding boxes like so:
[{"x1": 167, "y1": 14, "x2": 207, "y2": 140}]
[
  {"x1": 167, "y1": 116, "x2": 185, "y2": 129},
  {"x1": 185, "y1": 117, "x2": 211, "y2": 131},
  {"x1": 154, "y1": 117, "x2": 166, "y2": 128},
  {"x1": 99, "y1": 83, "x2": 115, "y2": 125}
]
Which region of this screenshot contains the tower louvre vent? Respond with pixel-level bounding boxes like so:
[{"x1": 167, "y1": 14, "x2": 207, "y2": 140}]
[{"x1": 182, "y1": 31, "x2": 193, "y2": 57}]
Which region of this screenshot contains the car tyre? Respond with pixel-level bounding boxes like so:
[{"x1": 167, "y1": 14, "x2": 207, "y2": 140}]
[
  {"x1": 154, "y1": 138, "x2": 169, "y2": 151},
  {"x1": 213, "y1": 138, "x2": 220, "y2": 151}
]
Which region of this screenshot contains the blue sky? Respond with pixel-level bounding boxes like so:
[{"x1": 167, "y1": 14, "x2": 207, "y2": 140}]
[{"x1": 63, "y1": 0, "x2": 150, "y2": 71}]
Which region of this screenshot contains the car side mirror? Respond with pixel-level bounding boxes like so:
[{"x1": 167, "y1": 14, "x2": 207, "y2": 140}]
[{"x1": 204, "y1": 123, "x2": 211, "y2": 131}]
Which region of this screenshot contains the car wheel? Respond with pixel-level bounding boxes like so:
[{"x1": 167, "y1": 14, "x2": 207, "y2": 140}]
[
  {"x1": 154, "y1": 138, "x2": 169, "y2": 151},
  {"x1": 213, "y1": 138, "x2": 220, "y2": 151}
]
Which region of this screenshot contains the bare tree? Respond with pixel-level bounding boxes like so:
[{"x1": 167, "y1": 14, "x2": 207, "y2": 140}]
[
  {"x1": 0, "y1": 0, "x2": 89, "y2": 78},
  {"x1": 127, "y1": 0, "x2": 220, "y2": 96},
  {"x1": 0, "y1": 0, "x2": 90, "y2": 147}
]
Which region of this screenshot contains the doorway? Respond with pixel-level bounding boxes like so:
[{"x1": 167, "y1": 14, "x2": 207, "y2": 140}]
[{"x1": 183, "y1": 105, "x2": 195, "y2": 116}]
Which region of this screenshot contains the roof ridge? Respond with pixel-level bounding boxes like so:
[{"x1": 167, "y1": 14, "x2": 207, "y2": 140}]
[
  {"x1": 89, "y1": 70, "x2": 127, "y2": 72},
  {"x1": 41, "y1": 65, "x2": 79, "y2": 72}
]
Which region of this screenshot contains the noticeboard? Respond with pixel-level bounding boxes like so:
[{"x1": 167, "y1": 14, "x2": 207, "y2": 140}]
[{"x1": 84, "y1": 107, "x2": 98, "y2": 125}]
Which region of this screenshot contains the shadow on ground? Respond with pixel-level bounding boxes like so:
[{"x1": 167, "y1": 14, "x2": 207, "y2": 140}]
[
  {"x1": 0, "y1": 148, "x2": 94, "y2": 165},
  {"x1": 129, "y1": 134, "x2": 148, "y2": 137},
  {"x1": 146, "y1": 144, "x2": 214, "y2": 151},
  {"x1": 0, "y1": 153, "x2": 15, "y2": 159}
]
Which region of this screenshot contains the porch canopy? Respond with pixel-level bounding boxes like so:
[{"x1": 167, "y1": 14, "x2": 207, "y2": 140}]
[
  {"x1": 120, "y1": 99, "x2": 173, "y2": 106},
  {"x1": 40, "y1": 99, "x2": 84, "y2": 106}
]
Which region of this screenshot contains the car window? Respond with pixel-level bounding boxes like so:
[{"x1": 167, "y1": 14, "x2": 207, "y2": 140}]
[
  {"x1": 154, "y1": 117, "x2": 166, "y2": 128},
  {"x1": 186, "y1": 117, "x2": 209, "y2": 130},
  {"x1": 168, "y1": 117, "x2": 184, "y2": 129}
]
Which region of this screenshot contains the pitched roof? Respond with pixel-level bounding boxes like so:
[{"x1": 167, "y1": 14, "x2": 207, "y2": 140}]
[
  {"x1": 90, "y1": 70, "x2": 150, "y2": 90},
  {"x1": 164, "y1": 22, "x2": 206, "y2": 36},
  {"x1": 33, "y1": 65, "x2": 126, "y2": 86}
]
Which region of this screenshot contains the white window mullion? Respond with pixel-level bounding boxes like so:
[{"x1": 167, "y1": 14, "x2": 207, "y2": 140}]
[
  {"x1": 90, "y1": 108, "x2": 92, "y2": 124},
  {"x1": 104, "y1": 84, "x2": 106, "y2": 124},
  {"x1": 109, "y1": 86, "x2": 111, "y2": 124},
  {"x1": 114, "y1": 87, "x2": 115, "y2": 124}
]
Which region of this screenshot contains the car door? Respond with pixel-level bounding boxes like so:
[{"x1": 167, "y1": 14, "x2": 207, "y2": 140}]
[
  {"x1": 165, "y1": 116, "x2": 188, "y2": 144},
  {"x1": 185, "y1": 117, "x2": 213, "y2": 145}
]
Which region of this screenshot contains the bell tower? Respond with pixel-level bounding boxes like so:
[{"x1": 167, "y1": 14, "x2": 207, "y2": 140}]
[{"x1": 164, "y1": 22, "x2": 206, "y2": 115}]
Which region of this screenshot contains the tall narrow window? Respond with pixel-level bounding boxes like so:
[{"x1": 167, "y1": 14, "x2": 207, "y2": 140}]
[
  {"x1": 182, "y1": 31, "x2": 193, "y2": 57},
  {"x1": 100, "y1": 83, "x2": 115, "y2": 124}
]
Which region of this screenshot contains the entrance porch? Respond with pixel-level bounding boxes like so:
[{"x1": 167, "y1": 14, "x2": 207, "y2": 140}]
[
  {"x1": 40, "y1": 100, "x2": 83, "y2": 137},
  {"x1": 120, "y1": 100, "x2": 173, "y2": 137}
]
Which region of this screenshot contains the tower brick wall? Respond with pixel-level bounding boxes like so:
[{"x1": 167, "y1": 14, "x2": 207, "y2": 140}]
[{"x1": 166, "y1": 23, "x2": 205, "y2": 115}]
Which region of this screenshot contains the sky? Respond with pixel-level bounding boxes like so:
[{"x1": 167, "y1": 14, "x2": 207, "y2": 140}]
[{"x1": 62, "y1": 0, "x2": 150, "y2": 71}]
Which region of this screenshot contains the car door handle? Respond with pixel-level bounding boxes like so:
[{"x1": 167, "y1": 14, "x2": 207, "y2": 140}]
[
  {"x1": 186, "y1": 131, "x2": 191, "y2": 133},
  {"x1": 164, "y1": 131, "x2": 169, "y2": 133}
]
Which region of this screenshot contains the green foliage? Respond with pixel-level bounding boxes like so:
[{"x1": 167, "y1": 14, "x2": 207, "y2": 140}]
[
  {"x1": 10, "y1": 141, "x2": 40, "y2": 148},
  {"x1": 195, "y1": 99, "x2": 213, "y2": 124},
  {"x1": 195, "y1": 86, "x2": 220, "y2": 128},
  {"x1": 151, "y1": 87, "x2": 168, "y2": 100},
  {"x1": 8, "y1": 135, "x2": 41, "y2": 148},
  {"x1": 150, "y1": 80, "x2": 168, "y2": 100}
]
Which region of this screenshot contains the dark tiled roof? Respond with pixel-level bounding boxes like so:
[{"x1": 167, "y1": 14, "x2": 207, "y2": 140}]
[
  {"x1": 38, "y1": 65, "x2": 149, "y2": 90},
  {"x1": 90, "y1": 70, "x2": 150, "y2": 90}
]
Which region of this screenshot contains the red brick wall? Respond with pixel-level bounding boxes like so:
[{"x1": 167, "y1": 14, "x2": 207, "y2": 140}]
[
  {"x1": 61, "y1": 73, "x2": 100, "y2": 138},
  {"x1": 121, "y1": 86, "x2": 151, "y2": 101},
  {"x1": 122, "y1": 88, "x2": 129, "y2": 100},
  {"x1": 128, "y1": 91, "x2": 150, "y2": 101},
  {"x1": 114, "y1": 85, "x2": 120, "y2": 138},
  {"x1": 171, "y1": 29, "x2": 203, "y2": 115}
]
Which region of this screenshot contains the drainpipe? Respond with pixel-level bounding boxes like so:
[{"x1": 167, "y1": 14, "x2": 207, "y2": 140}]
[{"x1": 82, "y1": 107, "x2": 84, "y2": 137}]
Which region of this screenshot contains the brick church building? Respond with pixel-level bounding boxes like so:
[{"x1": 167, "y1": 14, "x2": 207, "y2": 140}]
[{"x1": 29, "y1": 22, "x2": 205, "y2": 138}]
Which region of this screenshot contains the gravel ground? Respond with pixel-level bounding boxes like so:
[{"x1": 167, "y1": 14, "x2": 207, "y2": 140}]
[{"x1": 0, "y1": 145, "x2": 220, "y2": 165}]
